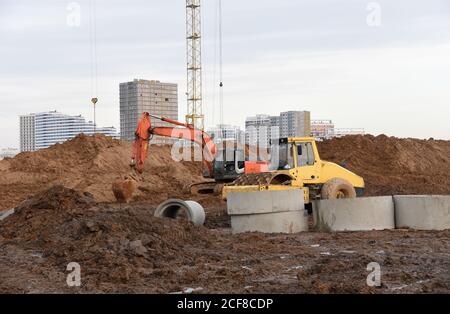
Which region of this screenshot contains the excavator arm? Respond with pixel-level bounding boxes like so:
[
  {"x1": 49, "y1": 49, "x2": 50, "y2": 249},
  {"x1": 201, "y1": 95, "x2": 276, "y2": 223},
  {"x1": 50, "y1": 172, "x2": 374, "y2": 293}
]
[{"x1": 148, "y1": 114, "x2": 217, "y2": 178}]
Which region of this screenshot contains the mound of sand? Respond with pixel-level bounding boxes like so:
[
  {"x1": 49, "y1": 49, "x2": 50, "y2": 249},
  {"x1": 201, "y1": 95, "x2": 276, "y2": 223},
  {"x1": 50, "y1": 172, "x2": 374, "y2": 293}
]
[
  {"x1": 318, "y1": 135, "x2": 450, "y2": 196},
  {"x1": 1, "y1": 133, "x2": 449, "y2": 212},
  {"x1": 0, "y1": 134, "x2": 204, "y2": 211},
  {"x1": 0, "y1": 186, "x2": 219, "y2": 293}
]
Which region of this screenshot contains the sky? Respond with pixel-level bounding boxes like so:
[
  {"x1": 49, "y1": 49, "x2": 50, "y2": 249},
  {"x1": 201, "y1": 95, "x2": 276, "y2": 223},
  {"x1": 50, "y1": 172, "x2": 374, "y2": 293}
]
[{"x1": 1, "y1": 0, "x2": 449, "y2": 148}]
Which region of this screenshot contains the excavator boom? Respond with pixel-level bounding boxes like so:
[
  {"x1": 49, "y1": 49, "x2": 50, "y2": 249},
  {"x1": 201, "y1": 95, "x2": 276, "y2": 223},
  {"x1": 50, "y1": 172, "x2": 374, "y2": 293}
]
[
  {"x1": 145, "y1": 114, "x2": 217, "y2": 178},
  {"x1": 113, "y1": 114, "x2": 219, "y2": 203},
  {"x1": 149, "y1": 126, "x2": 217, "y2": 178},
  {"x1": 148, "y1": 114, "x2": 189, "y2": 129}
]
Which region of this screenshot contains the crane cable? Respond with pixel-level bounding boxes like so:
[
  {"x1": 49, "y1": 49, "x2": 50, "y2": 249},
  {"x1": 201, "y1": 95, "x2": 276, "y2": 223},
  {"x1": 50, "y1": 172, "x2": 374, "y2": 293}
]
[
  {"x1": 218, "y1": 0, "x2": 224, "y2": 128},
  {"x1": 211, "y1": 0, "x2": 218, "y2": 128},
  {"x1": 89, "y1": 0, "x2": 99, "y2": 132}
]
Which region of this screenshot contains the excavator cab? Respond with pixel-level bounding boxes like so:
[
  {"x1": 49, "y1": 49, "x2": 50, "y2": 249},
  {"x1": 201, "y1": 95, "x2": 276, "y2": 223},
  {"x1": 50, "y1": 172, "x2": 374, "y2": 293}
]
[{"x1": 212, "y1": 147, "x2": 245, "y2": 182}]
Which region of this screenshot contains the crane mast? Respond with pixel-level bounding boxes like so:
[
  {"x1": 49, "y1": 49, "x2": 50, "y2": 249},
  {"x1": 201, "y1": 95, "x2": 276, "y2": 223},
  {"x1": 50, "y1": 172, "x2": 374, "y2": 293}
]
[{"x1": 186, "y1": 0, "x2": 204, "y2": 130}]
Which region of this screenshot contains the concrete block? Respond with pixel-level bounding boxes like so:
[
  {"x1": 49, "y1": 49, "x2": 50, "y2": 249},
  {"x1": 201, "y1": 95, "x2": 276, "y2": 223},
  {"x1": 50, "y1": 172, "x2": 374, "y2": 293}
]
[
  {"x1": 314, "y1": 196, "x2": 395, "y2": 232},
  {"x1": 227, "y1": 189, "x2": 304, "y2": 215},
  {"x1": 231, "y1": 210, "x2": 309, "y2": 234},
  {"x1": 394, "y1": 195, "x2": 450, "y2": 230}
]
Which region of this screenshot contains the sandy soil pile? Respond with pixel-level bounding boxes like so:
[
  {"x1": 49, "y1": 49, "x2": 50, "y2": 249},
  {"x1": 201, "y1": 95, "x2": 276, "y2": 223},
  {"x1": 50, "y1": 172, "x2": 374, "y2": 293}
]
[
  {"x1": 0, "y1": 134, "x2": 204, "y2": 211},
  {"x1": 1, "y1": 134, "x2": 449, "y2": 213},
  {"x1": 0, "y1": 186, "x2": 217, "y2": 293},
  {"x1": 318, "y1": 135, "x2": 450, "y2": 196},
  {"x1": 1, "y1": 185, "x2": 448, "y2": 293}
]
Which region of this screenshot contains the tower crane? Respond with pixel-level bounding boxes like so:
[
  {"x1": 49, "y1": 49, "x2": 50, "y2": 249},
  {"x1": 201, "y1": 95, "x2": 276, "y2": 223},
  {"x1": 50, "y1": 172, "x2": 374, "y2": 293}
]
[
  {"x1": 186, "y1": 0, "x2": 204, "y2": 130},
  {"x1": 113, "y1": 0, "x2": 245, "y2": 202}
]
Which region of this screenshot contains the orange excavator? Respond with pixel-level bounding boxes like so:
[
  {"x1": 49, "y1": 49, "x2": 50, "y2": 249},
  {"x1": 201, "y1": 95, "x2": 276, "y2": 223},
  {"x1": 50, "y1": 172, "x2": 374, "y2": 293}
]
[
  {"x1": 113, "y1": 112, "x2": 245, "y2": 202},
  {"x1": 130, "y1": 112, "x2": 217, "y2": 176}
]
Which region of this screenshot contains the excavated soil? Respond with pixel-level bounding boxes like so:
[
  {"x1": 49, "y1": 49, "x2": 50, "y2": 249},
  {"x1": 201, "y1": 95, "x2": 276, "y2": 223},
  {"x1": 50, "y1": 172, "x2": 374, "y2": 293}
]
[
  {"x1": 0, "y1": 134, "x2": 204, "y2": 212},
  {"x1": 1, "y1": 134, "x2": 449, "y2": 213},
  {"x1": 317, "y1": 135, "x2": 450, "y2": 196},
  {"x1": 0, "y1": 134, "x2": 449, "y2": 293}
]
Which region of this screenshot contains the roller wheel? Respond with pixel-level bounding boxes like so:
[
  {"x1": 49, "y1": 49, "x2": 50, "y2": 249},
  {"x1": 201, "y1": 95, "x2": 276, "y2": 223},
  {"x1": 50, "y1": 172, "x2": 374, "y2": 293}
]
[{"x1": 321, "y1": 178, "x2": 356, "y2": 199}]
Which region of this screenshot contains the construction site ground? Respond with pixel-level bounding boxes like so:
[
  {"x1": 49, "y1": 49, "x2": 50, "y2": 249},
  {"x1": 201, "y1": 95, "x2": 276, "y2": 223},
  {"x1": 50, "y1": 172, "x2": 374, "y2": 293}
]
[{"x1": 1, "y1": 135, "x2": 449, "y2": 293}]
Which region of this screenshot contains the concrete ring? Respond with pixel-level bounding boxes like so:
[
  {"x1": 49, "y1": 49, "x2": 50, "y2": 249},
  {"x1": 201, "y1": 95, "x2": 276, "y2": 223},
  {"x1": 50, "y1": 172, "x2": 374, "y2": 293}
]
[{"x1": 154, "y1": 199, "x2": 205, "y2": 226}]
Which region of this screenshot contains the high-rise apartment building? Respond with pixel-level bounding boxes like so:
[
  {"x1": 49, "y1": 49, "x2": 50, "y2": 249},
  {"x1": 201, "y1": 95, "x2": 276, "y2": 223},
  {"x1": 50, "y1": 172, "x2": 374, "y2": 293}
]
[
  {"x1": 207, "y1": 124, "x2": 245, "y2": 144},
  {"x1": 269, "y1": 116, "x2": 280, "y2": 140},
  {"x1": 19, "y1": 111, "x2": 117, "y2": 152},
  {"x1": 245, "y1": 110, "x2": 311, "y2": 147},
  {"x1": 120, "y1": 79, "x2": 178, "y2": 144},
  {"x1": 279, "y1": 111, "x2": 311, "y2": 138},
  {"x1": 20, "y1": 114, "x2": 36, "y2": 152},
  {"x1": 245, "y1": 114, "x2": 280, "y2": 148}
]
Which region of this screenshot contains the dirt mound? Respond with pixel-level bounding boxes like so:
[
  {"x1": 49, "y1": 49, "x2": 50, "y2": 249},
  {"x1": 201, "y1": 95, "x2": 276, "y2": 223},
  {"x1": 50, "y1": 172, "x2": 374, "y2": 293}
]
[
  {"x1": 17, "y1": 185, "x2": 96, "y2": 213},
  {"x1": 0, "y1": 186, "x2": 220, "y2": 292},
  {"x1": 1, "y1": 133, "x2": 449, "y2": 212},
  {"x1": 0, "y1": 134, "x2": 204, "y2": 211},
  {"x1": 318, "y1": 135, "x2": 450, "y2": 196}
]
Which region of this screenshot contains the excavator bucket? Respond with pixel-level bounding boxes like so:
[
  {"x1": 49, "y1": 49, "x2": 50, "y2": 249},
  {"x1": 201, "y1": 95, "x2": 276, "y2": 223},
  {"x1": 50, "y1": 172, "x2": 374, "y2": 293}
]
[{"x1": 112, "y1": 177, "x2": 137, "y2": 203}]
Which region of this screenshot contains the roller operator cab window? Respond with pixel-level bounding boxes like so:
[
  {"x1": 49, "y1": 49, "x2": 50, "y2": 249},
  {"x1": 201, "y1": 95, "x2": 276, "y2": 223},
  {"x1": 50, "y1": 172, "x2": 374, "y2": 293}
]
[
  {"x1": 269, "y1": 140, "x2": 295, "y2": 170},
  {"x1": 296, "y1": 142, "x2": 315, "y2": 166}
]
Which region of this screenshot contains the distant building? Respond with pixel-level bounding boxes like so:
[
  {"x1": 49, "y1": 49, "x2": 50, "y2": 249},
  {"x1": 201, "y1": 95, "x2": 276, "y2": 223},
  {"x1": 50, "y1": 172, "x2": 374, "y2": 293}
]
[
  {"x1": 334, "y1": 128, "x2": 365, "y2": 137},
  {"x1": 20, "y1": 114, "x2": 36, "y2": 152},
  {"x1": 245, "y1": 110, "x2": 311, "y2": 147},
  {"x1": 279, "y1": 111, "x2": 311, "y2": 138},
  {"x1": 207, "y1": 124, "x2": 245, "y2": 144},
  {"x1": 0, "y1": 148, "x2": 19, "y2": 159},
  {"x1": 311, "y1": 120, "x2": 335, "y2": 140},
  {"x1": 19, "y1": 111, "x2": 118, "y2": 152},
  {"x1": 120, "y1": 79, "x2": 178, "y2": 144},
  {"x1": 245, "y1": 114, "x2": 279, "y2": 148},
  {"x1": 269, "y1": 116, "x2": 280, "y2": 140}
]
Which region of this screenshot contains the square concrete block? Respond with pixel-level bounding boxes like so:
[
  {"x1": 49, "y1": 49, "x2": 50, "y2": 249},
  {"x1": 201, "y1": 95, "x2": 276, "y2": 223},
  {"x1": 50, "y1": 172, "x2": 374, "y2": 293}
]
[
  {"x1": 231, "y1": 210, "x2": 309, "y2": 234},
  {"x1": 394, "y1": 195, "x2": 450, "y2": 230},
  {"x1": 314, "y1": 196, "x2": 395, "y2": 232},
  {"x1": 227, "y1": 189, "x2": 304, "y2": 215}
]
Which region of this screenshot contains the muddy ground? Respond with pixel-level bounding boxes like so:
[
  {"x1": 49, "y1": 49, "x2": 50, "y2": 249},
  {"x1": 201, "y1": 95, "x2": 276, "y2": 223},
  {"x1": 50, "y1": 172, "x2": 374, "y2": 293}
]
[{"x1": 0, "y1": 186, "x2": 448, "y2": 294}]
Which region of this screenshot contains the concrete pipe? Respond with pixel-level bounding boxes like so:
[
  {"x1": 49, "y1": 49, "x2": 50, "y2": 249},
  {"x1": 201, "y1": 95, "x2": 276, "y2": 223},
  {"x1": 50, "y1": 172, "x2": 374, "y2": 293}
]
[
  {"x1": 154, "y1": 199, "x2": 205, "y2": 226},
  {"x1": 0, "y1": 209, "x2": 15, "y2": 221}
]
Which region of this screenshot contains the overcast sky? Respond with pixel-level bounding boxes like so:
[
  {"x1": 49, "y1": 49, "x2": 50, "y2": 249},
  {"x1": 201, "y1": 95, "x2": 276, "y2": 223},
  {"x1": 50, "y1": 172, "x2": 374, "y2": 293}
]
[{"x1": 1, "y1": 0, "x2": 449, "y2": 148}]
